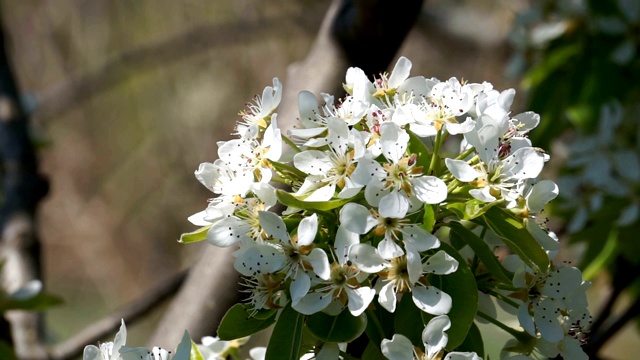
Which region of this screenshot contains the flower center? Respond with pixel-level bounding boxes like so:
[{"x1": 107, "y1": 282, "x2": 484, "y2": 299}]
[
  {"x1": 388, "y1": 256, "x2": 412, "y2": 293},
  {"x1": 384, "y1": 154, "x2": 423, "y2": 196}
]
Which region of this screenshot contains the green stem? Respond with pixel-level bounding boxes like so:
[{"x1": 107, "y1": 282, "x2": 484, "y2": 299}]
[
  {"x1": 479, "y1": 226, "x2": 487, "y2": 240},
  {"x1": 270, "y1": 176, "x2": 293, "y2": 185},
  {"x1": 446, "y1": 179, "x2": 459, "y2": 193},
  {"x1": 476, "y1": 311, "x2": 522, "y2": 338},
  {"x1": 281, "y1": 133, "x2": 302, "y2": 153},
  {"x1": 455, "y1": 147, "x2": 476, "y2": 160},
  {"x1": 428, "y1": 130, "x2": 443, "y2": 175},
  {"x1": 471, "y1": 255, "x2": 480, "y2": 274},
  {"x1": 485, "y1": 289, "x2": 520, "y2": 308}
]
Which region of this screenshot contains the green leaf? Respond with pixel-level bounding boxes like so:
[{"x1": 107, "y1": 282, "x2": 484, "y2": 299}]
[
  {"x1": 190, "y1": 340, "x2": 205, "y2": 360},
  {"x1": 0, "y1": 292, "x2": 63, "y2": 313},
  {"x1": 178, "y1": 225, "x2": 211, "y2": 244},
  {"x1": 422, "y1": 243, "x2": 478, "y2": 350},
  {"x1": 362, "y1": 342, "x2": 386, "y2": 360},
  {"x1": 218, "y1": 304, "x2": 277, "y2": 340},
  {"x1": 364, "y1": 306, "x2": 394, "y2": 351},
  {"x1": 476, "y1": 207, "x2": 549, "y2": 274},
  {"x1": 445, "y1": 199, "x2": 497, "y2": 220},
  {"x1": 407, "y1": 129, "x2": 432, "y2": 170},
  {"x1": 422, "y1": 204, "x2": 435, "y2": 233},
  {"x1": 306, "y1": 307, "x2": 367, "y2": 343},
  {"x1": 393, "y1": 294, "x2": 424, "y2": 348},
  {"x1": 448, "y1": 222, "x2": 513, "y2": 284},
  {"x1": 265, "y1": 304, "x2": 304, "y2": 360},
  {"x1": 276, "y1": 189, "x2": 356, "y2": 212},
  {"x1": 0, "y1": 340, "x2": 16, "y2": 360},
  {"x1": 454, "y1": 322, "x2": 484, "y2": 357},
  {"x1": 270, "y1": 160, "x2": 308, "y2": 182}
]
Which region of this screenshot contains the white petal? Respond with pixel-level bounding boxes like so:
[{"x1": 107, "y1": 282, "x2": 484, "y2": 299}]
[
  {"x1": 292, "y1": 292, "x2": 333, "y2": 315},
  {"x1": 112, "y1": 319, "x2": 127, "y2": 355},
  {"x1": 398, "y1": 76, "x2": 430, "y2": 98},
  {"x1": 422, "y1": 314, "x2": 451, "y2": 358},
  {"x1": 335, "y1": 226, "x2": 359, "y2": 265},
  {"x1": 249, "y1": 347, "x2": 267, "y2": 360},
  {"x1": 298, "y1": 91, "x2": 320, "y2": 128},
  {"x1": 365, "y1": 181, "x2": 392, "y2": 207},
  {"x1": 218, "y1": 139, "x2": 251, "y2": 161},
  {"x1": 402, "y1": 226, "x2": 440, "y2": 251},
  {"x1": 258, "y1": 211, "x2": 289, "y2": 242},
  {"x1": 380, "y1": 122, "x2": 409, "y2": 163},
  {"x1": 444, "y1": 352, "x2": 482, "y2": 360},
  {"x1": 340, "y1": 203, "x2": 377, "y2": 234},
  {"x1": 327, "y1": 117, "x2": 350, "y2": 154},
  {"x1": 469, "y1": 187, "x2": 496, "y2": 203},
  {"x1": 120, "y1": 347, "x2": 152, "y2": 360},
  {"x1": 290, "y1": 271, "x2": 311, "y2": 304},
  {"x1": 346, "y1": 287, "x2": 376, "y2": 316},
  {"x1": 378, "y1": 281, "x2": 398, "y2": 313},
  {"x1": 83, "y1": 345, "x2": 100, "y2": 360},
  {"x1": 378, "y1": 191, "x2": 409, "y2": 219},
  {"x1": 534, "y1": 298, "x2": 564, "y2": 343},
  {"x1": 381, "y1": 334, "x2": 414, "y2": 360},
  {"x1": 288, "y1": 127, "x2": 326, "y2": 139},
  {"x1": 465, "y1": 115, "x2": 500, "y2": 164},
  {"x1": 351, "y1": 158, "x2": 385, "y2": 187},
  {"x1": 293, "y1": 150, "x2": 332, "y2": 175},
  {"x1": 503, "y1": 147, "x2": 545, "y2": 180},
  {"x1": 423, "y1": 250, "x2": 459, "y2": 275},
  {"x1": 188, "y1": 210, "x2": 211, "y2": 226},
  {"x1": 388, "y1": 56, "x2": 412, "y2": 89},
  {"x1": 541, "y1": 267, "x2": 583, "y2": 299},
  {"x1": 525, "y1": 219, "x2": 559, "y2": 252},
  {"x1": 252, "y1": 183, "x2": 277, "y2": 208},
  {"x1": 526, "y1": 180, "x2": 558, "y2": 213},
  {"x1": 350, "y1": 243, "x2": 389, "y2": 273},
  {"x1": 306, "y1": 183, "x2": 336, "y2": 202},
  {"x1": 560, "y1": 337, "x2": 589, "y2": 360},
  {"x1": 405, "y1": 242, "x2": 423, "y2": 284},
  {"x1": 517, "y1": 302, "x2": 536, "y2": 337},
  {"x1": 337, "y1": 181, "x2": 362, "y2": 199},
  {"x1": 265, "y1": 129, "x2": 282, "y2": 162},
  {"x1": 513, "y1": 111, "x2": 540, "y2": 132},
  {"x1": 307, "y1": 248, "x2": 331, "y2": 280},
  {"x1": 208, "y1": 217, "x2": 249, "y2": 247},
  {"x1": 445, "y1": 117, "x2": 476, "y2": 135},
  {"x1": 233, "y1": 244, "x2": 285, "y2": 277},
  {"x1": 194, "y1": 162, "x2": 218, "y2": 192},
  {"x1": 412, "y1": 286, "x2": 452, "y2": 315},
  {"x1": 445, "y1": 159, "x2": 481, "y2": 182},
  {"x1": 297, "y1": 214, "x2": 318, "y2": 246},
  {"x1": 377, "y1": 237, "x2": 404, "y2": 260},
  {"x1": 413, "y1": 176, "x2": 448, "y2": 204}
]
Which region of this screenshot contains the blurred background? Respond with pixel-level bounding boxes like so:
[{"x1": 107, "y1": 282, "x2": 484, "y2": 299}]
[{"x1": 0, "y1": 0, "x2": 638, "y2": 359}]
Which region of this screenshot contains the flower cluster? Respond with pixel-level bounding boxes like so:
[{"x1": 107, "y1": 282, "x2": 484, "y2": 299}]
[
  {"x1": 83, "y1": 320, "x2": 187, "y2": 360},
  {"x1": 185, "y1": 57, "x2": 590, "y2": 359},
  {"x1": 83, "y1": 320, "x2": 255, "y2": 360}
]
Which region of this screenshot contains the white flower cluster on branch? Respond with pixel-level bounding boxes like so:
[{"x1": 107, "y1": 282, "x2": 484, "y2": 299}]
[{"x1": 182, "y1": 56, "x2": 591, "y2": 360}]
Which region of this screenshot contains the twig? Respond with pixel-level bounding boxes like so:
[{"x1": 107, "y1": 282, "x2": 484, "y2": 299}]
[
  {"x1": 0, "y1": 18, "x2": 49, "y2": 360},
  {"x1": 146, "y1": 246, "x2": 240, "y2": 349},
  {"x1": 49, "y1": 269, "x2": 188, "y2": 360},
  {"x1": 585, "y1": 298, "x2": 640, "y2": 357}
]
